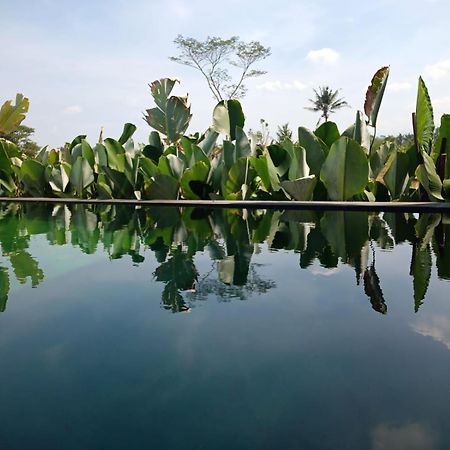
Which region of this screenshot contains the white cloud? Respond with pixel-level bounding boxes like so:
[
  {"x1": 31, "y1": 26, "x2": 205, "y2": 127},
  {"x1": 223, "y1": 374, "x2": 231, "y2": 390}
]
[
  {"x1": 63, "y1": 105, "x2": 82, "y2": 114},
  {"x1": 306, "y1": 48, "x2": 340, "y2": 65},
  {"x1": 387, "y1": 82, "x2": 413, "y2": 92},
  {"x1": 372, "y1": 423, "x2": 438, "y2": 450},
  {"x1": 424, "y1": 59, "x2": 450, "y2": 80},
  {"x1": 256, "y1": 80, "x2": 307, "y2": 92},
  {"x1": 432, "y1": 96, "x2": 450, "y2": 108},
  {"x1": 412, "y1": 315, "x2": 450, "y2": 349},
  {"x1": 169, "y1": 0, "x2": 192, "y2": 19}
]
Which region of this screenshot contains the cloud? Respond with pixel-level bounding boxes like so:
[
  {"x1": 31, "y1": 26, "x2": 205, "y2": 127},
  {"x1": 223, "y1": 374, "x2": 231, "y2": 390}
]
[
  {"x1": 424, "y1": 60, "x2": 450, "y2": 80},
  {"x1": 63, "y1": 105, "x2": 82, "y2": 114},
  {"x1": 371, "y1": 423, "x2": 438, "y2": 450},
  {"x1": 256, "y1": 80, "x2": 307, "y2": 92},
  {"x1": 412, "y1": 315, "x2": 450, "y2": 349},
  {"x1": 169, "y1": 0, "x2": 192, "y2": 19},
  {"x1": 306, "y1": 48, "x2": 340, "y2": 65},
  {"x1": 387, "y1": 82, "x2": 413, "y2": 92}
]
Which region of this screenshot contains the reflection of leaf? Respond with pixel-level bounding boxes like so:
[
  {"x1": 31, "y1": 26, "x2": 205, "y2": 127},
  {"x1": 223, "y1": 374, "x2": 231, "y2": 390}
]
[
  {"x1": 9, "y1": 251, "x2": 44, "y2": 287},
  {"x1": 415, "y1": 213, "x2": 441, "y2": 249},
  {"x1": 154, "y1": 250, "x2": 198, "y2": 291},
  {"x1": 0, "y1": 267, "x2": 10, "y2": 312},
  {"x1": 321, "y1": 211, "x2": 368, "y2": 260},
  {"x1": 161, "y1": 281, "x2": 189, "y2": 313},
  {"x1": 433, "y1": 223, "x2": 450, "y2": 280},
  {"x1": 410, "y1": 242, "x2": 432, "y2": 312},
  {"x1": 364, "y1": 264, "x2": 387, "y2": 314}
]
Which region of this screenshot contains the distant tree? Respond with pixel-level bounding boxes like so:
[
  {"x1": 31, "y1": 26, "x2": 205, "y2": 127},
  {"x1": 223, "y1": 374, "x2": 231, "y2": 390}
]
[
  {"x1": 305, "y1": 86, "x2": 349, "y2": 125},
  {"x1": 0, "y1": 125, "x2": 40, "y2": 157},
  {"x1": 170, "y1": 35, "x2": 271, "y2": 101},
  {"x1": 276, "y1": 123, "x2": 293, "y2": 142}
]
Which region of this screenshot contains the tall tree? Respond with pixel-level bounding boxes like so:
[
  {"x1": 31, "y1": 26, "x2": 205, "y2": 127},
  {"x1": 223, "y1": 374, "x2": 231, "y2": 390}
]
[
  {"x1": 305, "y1": 86, "x2": 349, "y2": 124},
  {"x1": 170, "y1": 35, "x2": 271, "y2": 102},
  {"x1": 1, "y1": 125, "x2": 40, "y2": 157}
]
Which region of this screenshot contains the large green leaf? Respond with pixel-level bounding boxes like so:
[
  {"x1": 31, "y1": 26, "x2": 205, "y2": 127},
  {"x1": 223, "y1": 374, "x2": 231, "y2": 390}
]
[
  {"x1": 298, "y1": 127, "x2": 326, "y2": 176},
  {"x1": 250, "y1": 153, "x2": 280, "y2": 192},
  {"x1": 0, "y1": 94, "x2": 29, "y2": 134},
  {"x1": 281, "y1": 140, "x2": 309, "y2": 180},
  {"x1": 223, "y1": 157, "x2": 254, "y2": 200},
  {"x1": 149, "y1": 78, "x2": 178, "y2": 112},
  {"x1": 353, "y1": 110, "x2": 370, "y2": 153},
  {"x1": 320, "y1": 137, "x2": 369, "y2": 201},
  {"x1": 212, "y1": 100, "x2": 245, "y2": 141},
  {"x1": 198, "y1": 128, "x2": 219, "y2": 155},
  {"x1": 145, "y1": 79, "x2": 191, "y2": 144},
  {"x1": 369, "y1": 140, "x2": 392, "y2": 179},
  {"x1": 314, "y1": 121, "x2": 340, "y2": 149},
  {"x1": 180, "y1": 161, "x2": 211, "y2": 199},
  {"x1": 433, "y1": 114, "x2": 450, "y2": 163},
  {"x1": 70, "y1": 156, "x2": 94, "y2": 196},
  {"x1": 364, "y1": 66, "x2": 390, "y2": 128},
  {"x1": 20, "y1": 159, "x2": 47, "y2": 197},
  {"x1": 145, "y1": 174, "x2": 179, "y2": 200},
  {"x1": 165, "y1": 96, "x2": 192, "y2": 143},
  {"x1": 281, "y1": 176, "x2": 317, "y2": 201},
  {"x1": 415, "y1": 77, "x2": 434, "y2": 154},
  {"x1": 383, "y1": 148, "x2": 410, "y2": 199},
  {"x1": 235, "y1": 127, "x2": 251, "y2": 159},
  {"x1": 118, "y1": 123, "x2": 137, "y2": 145},
  {"x1": 49, "y1": 162, "x2": 71, "y2": 193},
  {"x1": 415, "y1": 151, "x2": 443, "y2": 201},
  {"x1": 103, "y1": 138, "x2": 126, "y2": 172}
]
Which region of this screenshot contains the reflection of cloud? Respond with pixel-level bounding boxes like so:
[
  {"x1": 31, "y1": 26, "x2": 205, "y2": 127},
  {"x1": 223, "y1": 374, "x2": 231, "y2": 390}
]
[
  {"x1": 412, "y1": 315, "x2": 450, "y2": 349},
  {"x1": 372, "y1": 423, "x2": 438, "y2": 450},
  {"x1": 424, "y1": 59, "x2": 450, "y2": 80},
  {"x1": 306, "y1": 48, "x2": 340, "y2": 64},
  {"x1": 256, "y1": 80, "x2": 307, "y2": 92},
  {"x1": 387, "y1": 82, "x2": 412, "y2": 92},
  {"x1": 308, "y1": 266, "x2": 340, "y2": 277}
]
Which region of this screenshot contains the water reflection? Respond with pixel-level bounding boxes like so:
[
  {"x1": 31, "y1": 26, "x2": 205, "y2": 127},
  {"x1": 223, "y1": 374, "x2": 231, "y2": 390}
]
[{"x1": 0, "y1": 202, "x2": 449, "y2": 314}]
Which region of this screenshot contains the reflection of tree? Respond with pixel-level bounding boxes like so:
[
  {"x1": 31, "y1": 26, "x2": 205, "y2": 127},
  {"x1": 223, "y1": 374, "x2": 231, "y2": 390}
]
[
  {"x1": 188, "y1": 263, "x2": 276, "y2": 302},
  {"x1": 154, "y1": 248, "x2": 198, "y2": 313},
  {"x1": 0, "y1": 203, "x2": 448, "y2": 315}
]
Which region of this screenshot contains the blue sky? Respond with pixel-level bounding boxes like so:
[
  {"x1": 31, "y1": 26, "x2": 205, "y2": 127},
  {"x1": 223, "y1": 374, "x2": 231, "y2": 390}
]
[{"x1": 2, "y1": 0, "x2": 450, "y2": 146}]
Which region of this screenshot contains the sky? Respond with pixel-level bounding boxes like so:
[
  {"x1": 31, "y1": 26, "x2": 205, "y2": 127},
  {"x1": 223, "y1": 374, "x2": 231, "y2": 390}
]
[{"x1": 2, "y1": 0, "x2": 450, "y2": 147}]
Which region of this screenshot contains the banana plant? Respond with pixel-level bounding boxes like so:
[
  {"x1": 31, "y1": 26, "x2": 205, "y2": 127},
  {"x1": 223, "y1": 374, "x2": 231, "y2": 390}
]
[{"x1": 144, "y1": 78, "x2": 192, "y2": 144}]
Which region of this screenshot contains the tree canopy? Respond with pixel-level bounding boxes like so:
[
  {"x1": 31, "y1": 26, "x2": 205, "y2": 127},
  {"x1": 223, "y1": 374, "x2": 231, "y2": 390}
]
[
  {"x1": 170, "y1": 35, "x2": 271, "y2": 101},
  {"x1": 305, "y1": 86, "x2": 349, "y2": 124}
]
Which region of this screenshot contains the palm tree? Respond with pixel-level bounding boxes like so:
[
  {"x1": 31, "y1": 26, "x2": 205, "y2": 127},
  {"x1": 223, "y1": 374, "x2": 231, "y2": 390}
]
[{"x1": 305, "y1": 86, "x2": 349, "y2": 125}]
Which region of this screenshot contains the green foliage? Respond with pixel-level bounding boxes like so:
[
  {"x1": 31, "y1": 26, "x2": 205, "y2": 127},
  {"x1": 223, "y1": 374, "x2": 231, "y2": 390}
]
[
  {"x1": 364, "y1": 66, "x2": 390, "y2": 128},
  {"x1": 320, "y1": 137, "x2": 369, "y2": 201},
  {"x1": 0, "y1": 94, "x2": 29, "y2": 134},
  {"x1": 144, "y1": 78, "x2": 192, "y2": 143}
]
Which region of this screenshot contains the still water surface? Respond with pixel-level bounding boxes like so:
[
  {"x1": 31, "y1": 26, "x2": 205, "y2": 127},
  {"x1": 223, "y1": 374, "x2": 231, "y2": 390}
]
[{"x1": 0, "y1": 203, "x2": 449, "y2": 449}]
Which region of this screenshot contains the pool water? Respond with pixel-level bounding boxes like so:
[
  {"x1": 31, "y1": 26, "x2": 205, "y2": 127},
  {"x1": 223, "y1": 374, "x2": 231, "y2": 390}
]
[{"x1": 0, "y1": 203, "x2": 449, "y2": 449}]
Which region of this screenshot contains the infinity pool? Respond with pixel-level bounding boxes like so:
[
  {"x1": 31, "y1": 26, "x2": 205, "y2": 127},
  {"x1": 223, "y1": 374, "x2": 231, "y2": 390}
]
[{"x1": 0, "y1": 203, "x2": 449, "y2": 449}]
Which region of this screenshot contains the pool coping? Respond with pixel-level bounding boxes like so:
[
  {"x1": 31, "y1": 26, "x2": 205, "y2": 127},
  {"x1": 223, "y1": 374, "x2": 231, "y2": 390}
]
[{"x1": 1, "y1": 197, "x2": 450, "y2": 213}]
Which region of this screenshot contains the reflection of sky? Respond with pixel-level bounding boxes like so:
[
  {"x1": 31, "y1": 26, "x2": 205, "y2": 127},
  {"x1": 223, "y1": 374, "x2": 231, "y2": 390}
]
[
  {"x1": 1, "y1": 229, "x2": 450, "y2": 448},
  {"x1": 372, "y1": 422, "x2": 438, "y2": 450}
]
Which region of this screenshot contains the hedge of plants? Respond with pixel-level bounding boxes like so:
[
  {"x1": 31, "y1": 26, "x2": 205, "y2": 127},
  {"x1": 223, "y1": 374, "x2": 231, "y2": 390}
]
[{"x1": 1, "y1": 67, "x2": 449, "y2": 202}]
